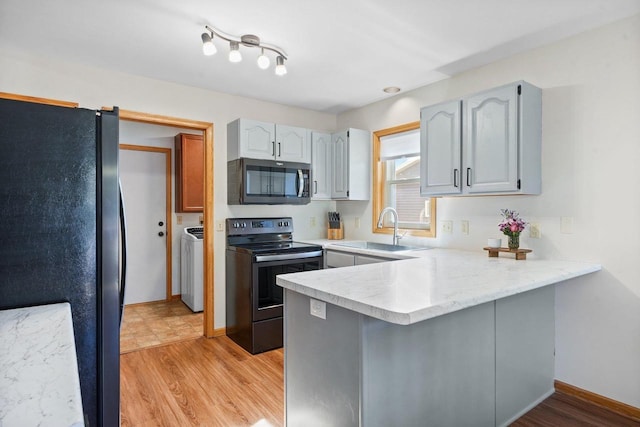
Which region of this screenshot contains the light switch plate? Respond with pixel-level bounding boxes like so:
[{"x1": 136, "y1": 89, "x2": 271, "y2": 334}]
[
  {"x1": 461, "y1": 220, "x2": 469, "y2": 235},
  {"x1": 530, "y1": 223, "x2": 541, "y2": 238},
  {"x1": 216, "y1": 221, "x2": 224, "y2": 232},
  {"x1": 310, "y1": 298, "x2": 326, "y2": 319}
]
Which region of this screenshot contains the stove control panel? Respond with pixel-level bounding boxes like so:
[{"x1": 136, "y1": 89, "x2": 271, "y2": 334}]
[{"x1": 226, "y1": 217, "x2": 294, "y2": 235}]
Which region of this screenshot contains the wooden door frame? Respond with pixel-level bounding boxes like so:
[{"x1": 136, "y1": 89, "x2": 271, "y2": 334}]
[
  {"x1": 119, "y1": 144, "x2": 173, "y2": 301},
  {"x1": 115, "y1": 110, "x2": 215, "y2": 338},
  {"x1": 1, "y1": 93, "x2": 216, "y2": 338}
]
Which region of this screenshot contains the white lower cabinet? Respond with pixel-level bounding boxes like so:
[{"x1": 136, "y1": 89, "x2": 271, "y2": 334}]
[
  {"x1": 325, "y1": 250, "x2": 355, "y2": 268},
  {"x1": 325, "y1": 250, "x2": 392, "y2": 268},
  {"x1": 354, "y1": 255, "x2": 390, "y2": 265}
]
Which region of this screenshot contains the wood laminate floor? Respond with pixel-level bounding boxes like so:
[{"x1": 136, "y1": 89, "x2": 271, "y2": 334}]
[
  {"x1": 121, "y1": 337, "x2": 284, "y2": 426},
  {"x1": 121, "y1": 337, "x2": 639, "y2": 426},
  {"x1": 120, "y1": 299, "x2": 203, "y2": 353}
]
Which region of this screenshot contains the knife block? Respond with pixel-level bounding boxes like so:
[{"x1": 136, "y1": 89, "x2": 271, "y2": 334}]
[{"x1": 327, "y1": 222, "x2": 344, "y2": 240}]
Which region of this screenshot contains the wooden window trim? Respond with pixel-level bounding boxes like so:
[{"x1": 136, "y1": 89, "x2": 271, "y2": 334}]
[{"x1": 372, "y1": 121, "x2": 436, "y2": 238}]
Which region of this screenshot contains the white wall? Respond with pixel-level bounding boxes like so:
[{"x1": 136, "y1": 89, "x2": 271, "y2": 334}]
[
  {"x1": 337, "y1": 15, "x2": 640, "y2": 407},
  {"x1": 0, "y1": 48, "x2": 336, "y2": 330}
]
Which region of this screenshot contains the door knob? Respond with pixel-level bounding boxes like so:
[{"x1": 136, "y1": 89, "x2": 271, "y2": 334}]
[
  {"x1": 158, "y1": 231, "x2": 164, "y2": 237},
  {"x1": 158, "y1": 221, "x2": 164, "y2": 226}
]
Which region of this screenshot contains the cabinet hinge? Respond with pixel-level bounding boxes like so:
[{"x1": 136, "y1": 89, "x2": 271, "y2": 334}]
[
  {"x1": 517, "y1": 84, "x2": 522, "y2": 95},
  {"x1": 347, "y1": 130, "x2": 350, "y2": 138},
  {"x1": 517, "y1": 179, "x2": 521, "y2": 189},
  {"x1": 347, "y1": 190, "x2": 350, "y2": 197}
]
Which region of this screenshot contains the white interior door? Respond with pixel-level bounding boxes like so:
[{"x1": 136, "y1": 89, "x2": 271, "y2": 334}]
[{"x1": 120, "y1": 148, "x2": 167, "y2": 304}]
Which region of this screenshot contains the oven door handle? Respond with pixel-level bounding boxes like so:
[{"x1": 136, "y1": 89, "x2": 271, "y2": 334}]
[{"x1": 255, "y1": 250, "x2": 323, "y2": 263}]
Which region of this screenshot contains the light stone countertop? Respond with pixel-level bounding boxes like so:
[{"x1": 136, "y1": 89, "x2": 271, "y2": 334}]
[
  {"x1": 0, "y1": 302, "x2": 84, "y2": 427},
  {"x1": 299, "y1": 239, "x2": 422, "y2": 260},
  {"x1": 276, "y1": 247, "x2": 601, "y2": 325}
]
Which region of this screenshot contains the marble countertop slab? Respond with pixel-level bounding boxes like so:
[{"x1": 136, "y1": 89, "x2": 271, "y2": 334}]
[
  {"x1": 0, "y1": 302, "x2": 84, "y2": 427},
  {"x1": 276, "y1": 248, "x2": 601, "y2": 325}
]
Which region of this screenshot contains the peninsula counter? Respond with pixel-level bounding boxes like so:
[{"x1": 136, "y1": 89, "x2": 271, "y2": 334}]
[{"x1": 276, "y1": 248, "x2": 600, "y2": 426}]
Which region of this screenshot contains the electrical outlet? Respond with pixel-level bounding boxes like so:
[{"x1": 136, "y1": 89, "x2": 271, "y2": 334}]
[
  {"x1": 355, "y1": 217, "x2": 361, "y2": 229},
  {"x1": 176, "y1": 215, "x2": 183, "y2": 225},
  {"x1": 310, "y1": 216, "x2": 316, "y2": 227},
  {"x1": 560, "y1": 217, "x2": 574, "y2": 234},
  {"x1": 530, "y1": 223, "x2": 541, "y2": 239},
  {"x1": 442, "y1": 220, "x2": 453, "y2": 233},
  {"x1": 216, "y1": 220, "x2": 224, "y2": 232},
  {"x1": 199, "y1": 215, "x2": 204, "y2": 225},
  {"x1": 461, "y1": 220, "x2": 469, "y2": 235},
  {"x1": 310, "y1": 298, "x2": 326, "y2": 319}
]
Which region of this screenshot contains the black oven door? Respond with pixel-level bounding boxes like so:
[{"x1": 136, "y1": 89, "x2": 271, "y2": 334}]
[{"x1": 252, "y1": 252, "x2": 322, "y2": 321}]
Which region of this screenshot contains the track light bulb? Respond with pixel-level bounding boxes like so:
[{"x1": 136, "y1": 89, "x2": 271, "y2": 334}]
[
  {"x1": 275, "y1": 56, "x2": 287, "y2": 76},
  {"x1": 257, "y1": 49, "x2": 270, "y2": 70},
  {"x1": 229, "y1": 41, "x2": 242, "y2": 63},
  {"x1": 201, "y1": 32, "x2": 217, "y2": 56}
]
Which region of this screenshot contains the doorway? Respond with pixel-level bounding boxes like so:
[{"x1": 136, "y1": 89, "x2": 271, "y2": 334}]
[
  {"x1": 116, "y1": 109, "x2": 215, "y2": 338},
  {"x1": 119, "y1": 145, "x2": 171, "y2": 304}
]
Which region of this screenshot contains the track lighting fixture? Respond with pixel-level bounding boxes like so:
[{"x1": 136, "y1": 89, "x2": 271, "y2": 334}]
[
  {"x1": 200, "y1": 25, "x2": 288, "y2": 76},
  {"x1": 201, "y1": 32, "x2": 217, "y2": 56},
  {"x1": 257, "y1": 48, "x2": 270, "y2": 70},
  {"x1": 228, "y1": 41, "x2": 242, "y2": 63},
  {"x1": 275, "y1": 56, "x2": 287, "y2": 76}
]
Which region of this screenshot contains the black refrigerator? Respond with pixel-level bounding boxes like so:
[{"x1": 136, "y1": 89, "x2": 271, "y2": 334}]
[{"x1": 0, "y1": 98, "x2": 122, "y2": 426}]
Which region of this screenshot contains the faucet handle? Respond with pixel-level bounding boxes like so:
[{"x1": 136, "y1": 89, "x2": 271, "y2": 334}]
[{"x1": 397, "y1": 230, "x2": 408, "y2": 240}]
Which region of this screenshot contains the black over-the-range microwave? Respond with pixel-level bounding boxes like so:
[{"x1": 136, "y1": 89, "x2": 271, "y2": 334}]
[{"x1": 227, "y1": 158, "x2": 311, "y2": 205}]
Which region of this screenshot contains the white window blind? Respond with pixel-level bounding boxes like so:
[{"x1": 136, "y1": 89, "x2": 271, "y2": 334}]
[{"x1": 379, "y1": 129, "x2": 420, "y2": 160}]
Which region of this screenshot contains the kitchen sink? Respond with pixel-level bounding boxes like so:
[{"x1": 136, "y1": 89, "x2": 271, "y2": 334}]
[{"x1": 333, "y1": 241, "x2": 428, "y2": 252}]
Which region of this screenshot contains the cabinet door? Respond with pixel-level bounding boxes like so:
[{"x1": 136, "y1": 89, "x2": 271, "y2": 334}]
[
  {"x1": 311, "y1": 132, "x2": 332, "y2": 199},
  {"x1": 276, "y1": 124, "x2": 310, "y2": 163},
  {"x1": 354, "y1": 255, "x2": 389, "y2": 265},
  {"x1": 325, "y1": 250, "x2": 355, "y2": 268},
  {"x1": 464, "y1": 85, "x2": 518, "y2": 193},
  {"x1": 420, "y1": 100, "x2": 462, "y2": 196},
  {"x1": 239, "y1": 119, "x2": 276, "y2": 160},
  {"x1": 175, "y1": 133, "x2": 203, "y2": 212},
  {"x1": 331, "y1": 131, "x2": 349, "y2": 199}
]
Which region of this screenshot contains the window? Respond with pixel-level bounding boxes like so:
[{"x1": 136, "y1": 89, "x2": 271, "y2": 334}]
[{"x1": 373, "y1": 122, "x2": 436, "y2": 237}]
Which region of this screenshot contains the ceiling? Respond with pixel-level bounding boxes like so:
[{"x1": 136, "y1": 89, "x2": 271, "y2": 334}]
[{"x1": 1, "y1": 0, "x2": 639, "y2": 114}]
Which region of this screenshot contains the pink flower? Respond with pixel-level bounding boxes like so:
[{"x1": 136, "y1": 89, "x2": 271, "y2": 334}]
[{"x1": 510, "y1": 224, "x2": 519, "y2": 232}]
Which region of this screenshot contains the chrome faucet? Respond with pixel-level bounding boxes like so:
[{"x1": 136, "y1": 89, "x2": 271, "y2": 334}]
[{"x1": 377, "y1": 207, "x2": 401, "y2": 245}]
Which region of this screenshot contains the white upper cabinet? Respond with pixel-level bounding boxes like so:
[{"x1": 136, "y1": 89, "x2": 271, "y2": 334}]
[
  {"x1": 420, "y1": 81, "x2": 541, "y2": 197},
  {"x1": 227, "y1": 119, "x2": 311, "y2": 163},
  {"x1": 276, "y1": 124, "x2": 311, "y2": 163},
  {"x1": 228, "y1": 119, "x2": 275, "y2": 161},
  {"x1": 311, "y1": 132, "x2": 332, "y2": 200},
  {"x1": 331, "y1": 131, "x2": 349, "y2": 199},
  {"x1": 465, "y1": 85, "x2": 518, "y2": 194},
  {"x1": 331, "y1": 129, "x2": 370, "y2": 200},
  {"x1": 420, "y1": 100, "x2": 462, "y2": 196}
]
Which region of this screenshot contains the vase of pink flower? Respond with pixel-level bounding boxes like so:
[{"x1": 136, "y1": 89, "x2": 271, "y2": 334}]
[{"x1": 498, "y1": 209, "x2": 527, "y2": 250}]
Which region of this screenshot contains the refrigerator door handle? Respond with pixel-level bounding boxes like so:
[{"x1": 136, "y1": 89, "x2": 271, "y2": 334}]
[{"x1": 119, "y1": 180, "x2": 127, "y2": 328}]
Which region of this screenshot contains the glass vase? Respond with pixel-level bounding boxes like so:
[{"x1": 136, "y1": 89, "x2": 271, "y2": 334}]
[{"x1": 508, "y1": 233, "x2": 520, "y2": 250}]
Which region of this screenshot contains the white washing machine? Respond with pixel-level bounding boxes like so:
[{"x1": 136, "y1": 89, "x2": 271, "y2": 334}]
[{"x1": 181, "y1": 226, "x2": 203, "y2": 312}]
